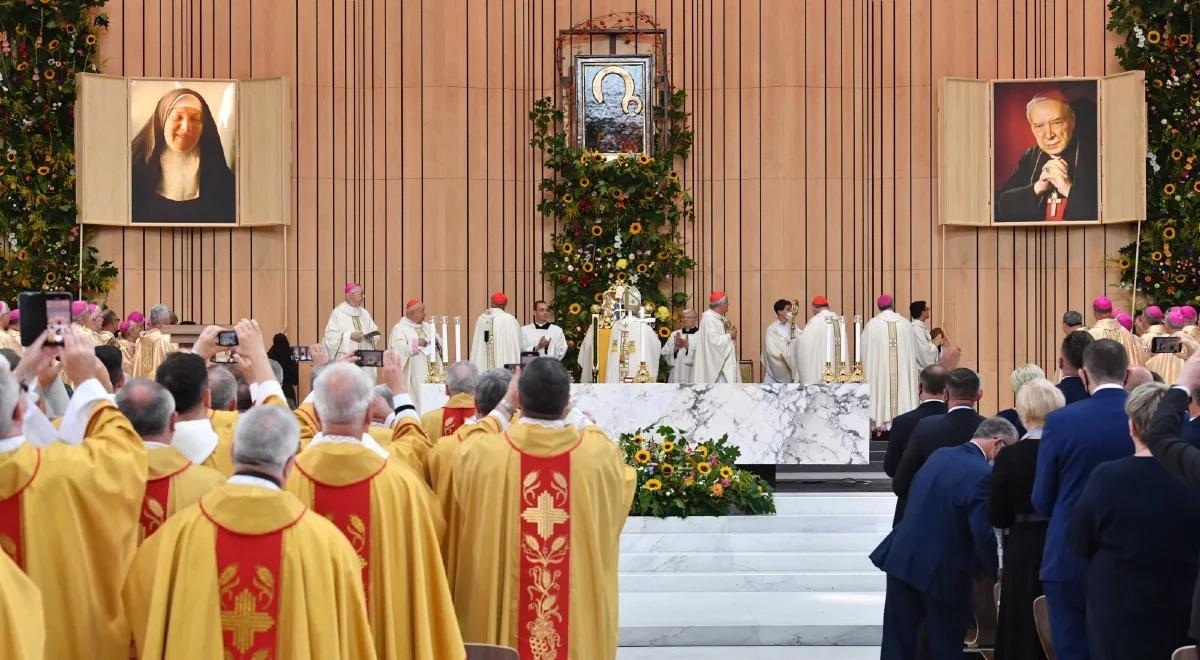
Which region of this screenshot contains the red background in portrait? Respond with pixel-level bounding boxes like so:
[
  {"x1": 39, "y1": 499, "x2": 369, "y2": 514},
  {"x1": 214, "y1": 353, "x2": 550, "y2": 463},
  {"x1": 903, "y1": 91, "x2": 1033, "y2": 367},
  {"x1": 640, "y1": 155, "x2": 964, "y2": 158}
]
[{"x1": 993, "y1": 79, "x2": 1098, "y2": 186}]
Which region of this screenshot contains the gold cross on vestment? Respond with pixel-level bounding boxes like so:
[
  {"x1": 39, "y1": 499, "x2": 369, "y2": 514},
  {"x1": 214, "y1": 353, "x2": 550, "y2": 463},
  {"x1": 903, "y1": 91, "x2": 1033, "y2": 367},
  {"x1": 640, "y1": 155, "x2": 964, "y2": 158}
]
[
  {"x1": 521, "y1": 491, "x2": 569, "y2": 539},
  {"x1": 220, "y1": 588, "x2": 275, "y2": 653}
]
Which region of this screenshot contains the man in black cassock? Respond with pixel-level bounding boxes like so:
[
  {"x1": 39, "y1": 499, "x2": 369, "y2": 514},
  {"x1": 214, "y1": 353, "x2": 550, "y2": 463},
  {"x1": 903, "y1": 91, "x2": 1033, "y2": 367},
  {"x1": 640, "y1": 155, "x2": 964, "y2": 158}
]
[{"x1": 995, "y1": 96, "x2": 1097, "y2": 222}]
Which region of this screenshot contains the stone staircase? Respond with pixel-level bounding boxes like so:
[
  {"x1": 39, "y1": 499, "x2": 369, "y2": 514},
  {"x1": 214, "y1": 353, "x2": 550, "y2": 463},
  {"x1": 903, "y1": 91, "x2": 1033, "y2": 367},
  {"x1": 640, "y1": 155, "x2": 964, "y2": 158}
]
[{"x1": 617, "y1": 492, "x2": 894, "y2": 656}]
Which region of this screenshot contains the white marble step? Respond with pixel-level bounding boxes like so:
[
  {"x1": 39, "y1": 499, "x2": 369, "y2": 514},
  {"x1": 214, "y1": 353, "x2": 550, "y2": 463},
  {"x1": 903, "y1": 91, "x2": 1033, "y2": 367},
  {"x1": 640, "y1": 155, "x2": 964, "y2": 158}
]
[
  {"x1": 771, "y1": 493, "x2": 897, "y2": 516},
  {"x1": 623, "y1": 513, "x2": 891, "y2": 534},
  {"x1": 618, "y1": 551, "x2": 876, "y2": 573},
  {"x1": 619, "y1": 591, "x2": 884, "y2": 646},
  {"x1": 619, "y1": 570, "x2": 885, "y2": 592},
  {"x1": 618, "y1": 646, "x2": 879, "y2": 659},
  {"x1": 621, "y1": 531, "x2": 885, "y2": 553}
]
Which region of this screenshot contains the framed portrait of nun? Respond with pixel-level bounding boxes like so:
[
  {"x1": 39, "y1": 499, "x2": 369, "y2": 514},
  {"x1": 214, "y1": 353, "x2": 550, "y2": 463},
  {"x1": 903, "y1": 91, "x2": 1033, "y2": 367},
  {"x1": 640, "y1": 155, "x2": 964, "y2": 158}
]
[{"x1": 128, "y1": 80, "x2": 237, "y2": 224}]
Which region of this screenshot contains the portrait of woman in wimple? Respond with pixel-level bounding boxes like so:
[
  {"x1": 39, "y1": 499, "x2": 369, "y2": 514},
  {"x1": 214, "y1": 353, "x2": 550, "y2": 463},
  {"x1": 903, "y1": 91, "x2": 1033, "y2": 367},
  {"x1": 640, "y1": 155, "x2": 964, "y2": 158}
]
[{"x1": 131, "y1": 87, "x2": 235, "y2": 223}]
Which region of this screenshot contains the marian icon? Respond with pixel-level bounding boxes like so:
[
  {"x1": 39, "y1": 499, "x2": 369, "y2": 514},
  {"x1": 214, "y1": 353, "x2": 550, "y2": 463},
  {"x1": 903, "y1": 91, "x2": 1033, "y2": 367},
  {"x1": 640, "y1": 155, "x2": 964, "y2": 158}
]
[{"x1": 574, "y1": 54, "x2": 653, "y2": 156}]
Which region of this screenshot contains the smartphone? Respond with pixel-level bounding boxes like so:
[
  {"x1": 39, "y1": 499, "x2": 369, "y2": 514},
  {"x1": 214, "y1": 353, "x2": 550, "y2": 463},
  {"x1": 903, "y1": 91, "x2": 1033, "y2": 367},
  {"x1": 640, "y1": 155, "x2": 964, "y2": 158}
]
[
  {"x1": 503, "y1": 363, "x2": 520, "y2": 373},
  {"x1": 1152, "y1": 336, "x2": 1183, "y2": 354},
  {"x1": 356, "y1": 349, "x2": 384, "y2": 368},
  {"x1": 291, "y1": 346, "x2": 312, "y2": 362},
  {"x1": 216, "y1": 330, "x2": 239, "y2": 347},
  {"x1": 18, "y1": 291, "x2": 71, "y2": 347}
]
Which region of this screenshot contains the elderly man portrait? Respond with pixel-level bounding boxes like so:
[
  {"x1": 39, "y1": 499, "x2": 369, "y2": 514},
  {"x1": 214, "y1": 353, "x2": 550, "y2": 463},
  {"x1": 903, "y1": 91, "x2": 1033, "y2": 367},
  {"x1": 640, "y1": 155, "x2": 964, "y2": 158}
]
[{"x1": 995, "y1": 92, "x2": 1097, "y2": 222}]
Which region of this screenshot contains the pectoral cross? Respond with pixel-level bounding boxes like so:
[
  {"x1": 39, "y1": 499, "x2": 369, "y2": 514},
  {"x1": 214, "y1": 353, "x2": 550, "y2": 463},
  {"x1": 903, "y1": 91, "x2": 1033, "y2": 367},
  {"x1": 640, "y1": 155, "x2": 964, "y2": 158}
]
[
  {"x1": 221, "y1": 589, "x2": 275, "y2": 653},
  {"x1": 521, "y1": 492, "x2": 569, "y2": 539},
  {"x1": 1048, "y1": 191, "x2": 1061, "y2": 216}
]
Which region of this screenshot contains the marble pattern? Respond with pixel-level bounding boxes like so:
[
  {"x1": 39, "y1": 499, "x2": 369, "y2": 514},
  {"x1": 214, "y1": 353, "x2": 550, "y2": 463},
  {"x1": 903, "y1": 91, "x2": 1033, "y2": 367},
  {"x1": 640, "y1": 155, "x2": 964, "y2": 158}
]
[{"x1": 419, "y1": 382, "x2": 869, "y2": 465}]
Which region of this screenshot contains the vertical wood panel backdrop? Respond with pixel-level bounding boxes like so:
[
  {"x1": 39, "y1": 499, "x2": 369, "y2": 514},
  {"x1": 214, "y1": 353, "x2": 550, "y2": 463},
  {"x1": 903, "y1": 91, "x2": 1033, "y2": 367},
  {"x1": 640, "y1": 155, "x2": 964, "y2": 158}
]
[{"x1": 91, "y1": 0, "x2": 1132, "y2": 410}]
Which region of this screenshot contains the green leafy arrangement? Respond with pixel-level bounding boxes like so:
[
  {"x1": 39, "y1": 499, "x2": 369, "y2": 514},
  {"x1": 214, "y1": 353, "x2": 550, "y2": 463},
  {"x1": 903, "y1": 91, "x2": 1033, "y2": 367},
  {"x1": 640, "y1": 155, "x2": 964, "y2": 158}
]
[
  {"x1": 620, "y1": 425, "x2": 776, "y2": 518},
  {"x1": 1110, "y1": 1, "x2": 1200, "y2": 305},
  {"x1": 529, "y1": 92, "x2": 696, "y2": 376},
  {"x1": 0, "y1": 0, "x2": 117, "y2": 300}
]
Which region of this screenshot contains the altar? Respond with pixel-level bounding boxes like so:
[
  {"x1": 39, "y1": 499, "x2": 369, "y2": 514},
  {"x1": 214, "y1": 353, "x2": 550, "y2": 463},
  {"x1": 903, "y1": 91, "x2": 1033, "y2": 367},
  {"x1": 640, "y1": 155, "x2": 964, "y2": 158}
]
[{"x1": 417, "y1": 383, "x2": 870, "y2": 465}]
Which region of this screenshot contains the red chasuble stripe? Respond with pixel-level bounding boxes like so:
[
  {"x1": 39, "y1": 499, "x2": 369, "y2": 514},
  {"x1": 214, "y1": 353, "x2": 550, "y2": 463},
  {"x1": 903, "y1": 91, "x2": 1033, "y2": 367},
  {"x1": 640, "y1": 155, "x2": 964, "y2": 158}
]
[
  {"x1": 214, "y1": 526, "x2": 285, "y2": 659},
  {"x1": 0, "y1": 448, "x2": 40, "y2": 569},
  {"x1": 311, "y1": 478, "x2": 374, "y2": 607},
  {"x1": 139, "y1": 463, "x2": 190, "y2": 544},
  {"x1": 442, "y1": 406, "x2": 476, "y2": 436},
  {"x1": 510, "y1": 433, "x2": 582, "y2": 660}
]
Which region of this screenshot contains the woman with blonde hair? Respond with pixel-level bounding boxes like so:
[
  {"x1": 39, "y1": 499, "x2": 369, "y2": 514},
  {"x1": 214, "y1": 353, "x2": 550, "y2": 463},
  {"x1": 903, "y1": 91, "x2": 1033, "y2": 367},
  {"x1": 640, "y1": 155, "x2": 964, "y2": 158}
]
[{"x1": 996, "y1": 363, "x2": 1046, "y2": 438}]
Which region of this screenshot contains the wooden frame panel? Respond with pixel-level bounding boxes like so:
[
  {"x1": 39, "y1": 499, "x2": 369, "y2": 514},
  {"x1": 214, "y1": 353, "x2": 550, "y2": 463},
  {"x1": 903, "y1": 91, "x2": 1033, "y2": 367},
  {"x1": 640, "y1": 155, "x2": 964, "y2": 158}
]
[{"x1": 938, "y1": 77, "x2": 991, "y2": 226}]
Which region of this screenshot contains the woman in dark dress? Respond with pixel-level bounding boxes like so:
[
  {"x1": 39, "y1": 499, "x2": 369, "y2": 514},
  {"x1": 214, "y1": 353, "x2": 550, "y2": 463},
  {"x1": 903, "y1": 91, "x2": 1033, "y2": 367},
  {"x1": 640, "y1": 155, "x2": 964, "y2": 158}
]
[
  {"x1": 265, "y1": 332, "x2": 300, "y2": 405},
  {"x1": 1070, "y1": 382, "x2": 1200, "y2": 660},
  {"x1": 988, "y1": 377, "x2": 1064, "y2": 660},
  {"x1": 131, "y1": 87, "x2": 235, "y2": 223},
  {"x1": 995, "y1": 364, "x2": 1046, "y2": 439}
]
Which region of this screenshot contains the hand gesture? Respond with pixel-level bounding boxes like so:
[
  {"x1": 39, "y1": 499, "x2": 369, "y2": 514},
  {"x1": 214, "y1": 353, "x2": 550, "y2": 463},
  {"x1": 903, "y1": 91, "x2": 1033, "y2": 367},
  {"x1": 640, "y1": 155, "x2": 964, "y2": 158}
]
[
  {"x1": 60, "y1": 327, "x2": 100, "y2": 388},
  {"x1": 674, "y1": 334, "x2": 685, "y2": 348},
  {"x1": 382, "y1": 350, "x2": 407, "y2": 395},
  {"x1": 729, "y1": 325, "x2": 738, "y2": 340},
  {"x1": 538, "y1": 336, "x2": 551, "y2": 350},
  {"x1": 234, "y1": 319, "x2": 273, "y2": 384},
  {"x1": 350, "y1": 331, "x2": 364, "y2": 343},
  {"x1": 503, "y1": 366, "x2": 521, "y2": 410},
  {"x1": 1034, "y1": 158, "x2": 1072, "y2": 197},
  {"x1": 192, "y1": 325, "x2": 222, "y2": 361},
  {"x1": 310, "y1": 343, "x2": 330, "y2": 367}
]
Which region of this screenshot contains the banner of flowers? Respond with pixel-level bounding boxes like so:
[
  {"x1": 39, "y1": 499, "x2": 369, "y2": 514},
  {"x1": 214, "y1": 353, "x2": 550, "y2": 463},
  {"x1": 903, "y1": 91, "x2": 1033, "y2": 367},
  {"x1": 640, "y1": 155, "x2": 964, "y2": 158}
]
[
  {"x1": 0, "y1": 0, "x2": 117, "y2": 301},
  {"x1": 530, "y1": 91, "x2": 695, "y2": 378},
  {"x1": 1110, "y1": 1, "x2": 1200, "y2": 306},
  {"x1": 620, "y1": 425, "x2": 776, "y2": 518}
]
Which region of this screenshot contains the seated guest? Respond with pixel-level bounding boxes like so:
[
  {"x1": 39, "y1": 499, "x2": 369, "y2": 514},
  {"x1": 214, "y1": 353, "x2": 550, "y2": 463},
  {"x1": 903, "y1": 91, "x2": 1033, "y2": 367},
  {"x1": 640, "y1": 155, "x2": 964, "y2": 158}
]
[
  {"x1": 989, "y1": 378, "x2": 1065, "y2": 660},
  {"x1": 1070, "y1": 381, "x2": 1200, "y2": 660},
  {"x1": 891, "y1": 367, "x2": 985, "y2": 524},
  {"x1": 1033, "y1": 339, "x2": 1134, "y2": 660},
  {"x1": 1057, "y1": 331, "x2": 1093, "y2": 405},
  {"x1": 997, "y1": 363, "x2": 1045, "y2": 438},
  {"x1": 884, "y1": 365, "x2": 949, "y2": 525},
  {"x1": 872, "y1": 417, "x2": 1018, "y2": 660}
]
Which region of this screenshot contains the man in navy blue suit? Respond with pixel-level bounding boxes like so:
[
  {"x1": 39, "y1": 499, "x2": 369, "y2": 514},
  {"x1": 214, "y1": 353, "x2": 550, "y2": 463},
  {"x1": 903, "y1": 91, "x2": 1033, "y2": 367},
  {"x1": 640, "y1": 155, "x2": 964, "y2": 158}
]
[
  {"x1": 1033, "y1": 338, "x2": 1133, "y2": 660},
  {"x1": 1057, "y1": 330, "x2": 1093, "y2": 405},
  {"x1": 883, "y1": 365, "x2": 949, "y2": 479},
  {"x1": 872, "y1": 416, "x2": 1017, "y2": 660}
]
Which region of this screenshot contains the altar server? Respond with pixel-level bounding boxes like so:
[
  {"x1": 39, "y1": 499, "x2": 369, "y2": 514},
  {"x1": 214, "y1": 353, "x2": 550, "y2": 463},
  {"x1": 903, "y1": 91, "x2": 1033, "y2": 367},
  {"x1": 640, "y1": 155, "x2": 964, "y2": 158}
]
[
  {"x1": 762, "y1": 299, "x2": 797, "y2": 383},
  {"x1": 661, "y1": 309, "x2": 699, "y2": 383},
  {"x1": 522, "y1": 300, "x2": 568, "y2": 360}
]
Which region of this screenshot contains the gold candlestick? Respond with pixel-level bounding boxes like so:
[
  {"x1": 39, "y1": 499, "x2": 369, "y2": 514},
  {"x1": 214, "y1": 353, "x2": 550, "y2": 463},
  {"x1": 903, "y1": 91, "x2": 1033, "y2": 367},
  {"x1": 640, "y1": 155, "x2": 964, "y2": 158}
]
[
  {"x1": 848, "y1": 362, "x2": 865, "y2": 383},
  {"x1": 633, "y1": 361, "x2": 652, "y2": 383}
]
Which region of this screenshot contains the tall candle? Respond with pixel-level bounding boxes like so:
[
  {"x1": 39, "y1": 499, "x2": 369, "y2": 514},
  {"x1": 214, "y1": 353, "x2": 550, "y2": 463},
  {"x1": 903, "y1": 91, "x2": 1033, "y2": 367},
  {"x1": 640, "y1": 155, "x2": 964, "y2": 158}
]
[
  {"x1": 840, "y1": 316, "x2": 850, "y2": 371},
  {"x1": 441, "y1": 316, "x2": 449, "y2": 363},
  {"x1": 454, "y1": 317, "x2": 462, "y2": 363},
  {"x1": 854, "y1": 316, "x2": 862, "y2": 363},
  {"x1": 825, "y1": 317, "x2": 833, "y2": 364}
]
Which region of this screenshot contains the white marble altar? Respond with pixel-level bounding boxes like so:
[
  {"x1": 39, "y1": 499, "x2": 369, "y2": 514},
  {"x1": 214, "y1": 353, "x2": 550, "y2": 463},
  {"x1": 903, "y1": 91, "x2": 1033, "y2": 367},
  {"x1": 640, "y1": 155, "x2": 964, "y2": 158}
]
[{"x1": 418, "y1": 383, "x2": 869, "y2": 465}]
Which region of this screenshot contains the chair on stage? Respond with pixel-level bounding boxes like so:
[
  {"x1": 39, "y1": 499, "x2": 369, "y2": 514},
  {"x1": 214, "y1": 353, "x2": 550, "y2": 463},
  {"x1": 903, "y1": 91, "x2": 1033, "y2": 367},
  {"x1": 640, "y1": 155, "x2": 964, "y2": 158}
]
[
  {"x1": 1033, "y1": 595, "x2": 1055, "y2": 659},
  {"x1": 465, "y1": 643, "x2": 519, "y2": 660},
  {"x1": 1173, "y1": 645, "x2": 1199, "y2": 660}
]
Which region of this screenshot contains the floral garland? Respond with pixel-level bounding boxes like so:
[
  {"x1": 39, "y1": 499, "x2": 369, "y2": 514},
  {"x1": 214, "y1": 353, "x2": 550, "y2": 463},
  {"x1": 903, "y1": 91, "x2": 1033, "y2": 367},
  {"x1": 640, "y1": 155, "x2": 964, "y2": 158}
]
[
  {"x1": 0, "y1": 0, "x2": 117, "y2": 300},
  {"x1": 621, "y1": 425, "x2": 775, "y2": 517},
  {"x1": 1110, "y1": 2, "x2": 1200, "y2": 306},
  {"x1": 530, "y1": 91, "x2": 696, "y2": 378}
]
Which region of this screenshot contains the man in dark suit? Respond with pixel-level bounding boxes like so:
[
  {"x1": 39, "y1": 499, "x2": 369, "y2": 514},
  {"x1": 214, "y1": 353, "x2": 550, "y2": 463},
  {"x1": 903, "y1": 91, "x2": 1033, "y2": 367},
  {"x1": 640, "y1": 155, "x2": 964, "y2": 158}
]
[
  {"x1": 872, "y1": 417, "x2": 1018, "y2": 660},
  {"x1": 1033, "y1": 338, "x2": 1133, "y2": 660},
  {"x1": 884, "y1": 365, "x2": 949, "y2": 526},
  {"x1": 892, "y1": 368, "x2": 985, "y2": 524},
  {"x1": 1057, "y1": 330, "x2": 1093, "y2": 405}
]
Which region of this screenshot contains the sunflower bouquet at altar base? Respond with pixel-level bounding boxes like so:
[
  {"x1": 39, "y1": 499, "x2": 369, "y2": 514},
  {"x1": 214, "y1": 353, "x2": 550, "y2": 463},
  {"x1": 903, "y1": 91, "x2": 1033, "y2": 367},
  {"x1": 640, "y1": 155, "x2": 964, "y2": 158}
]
[{"x1": 619, "y1": 424, "x2": 775, "y2": 518}]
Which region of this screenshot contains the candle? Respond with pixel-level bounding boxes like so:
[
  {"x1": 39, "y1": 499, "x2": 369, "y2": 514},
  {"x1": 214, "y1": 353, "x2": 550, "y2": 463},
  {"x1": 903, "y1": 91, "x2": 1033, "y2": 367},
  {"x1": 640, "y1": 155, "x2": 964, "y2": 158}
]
[
  {"x1": 825, "y1": 317, "x2": 833, "y2": 365},
  {"x1": 854, "y1": 315, "x2": 862, "y2": 363},
  {"x1": 592, "y1": 315, "x2": 600, "y2": 373},
  {"x1": 441, "y1": 316, "x2": 449, "y2": 363},
  {"x1": 840, "y1": 316, "x2": 850, "y2": 371},
  {"x1": 454, "y1": 317, "x2": 462, "y2": 363}
]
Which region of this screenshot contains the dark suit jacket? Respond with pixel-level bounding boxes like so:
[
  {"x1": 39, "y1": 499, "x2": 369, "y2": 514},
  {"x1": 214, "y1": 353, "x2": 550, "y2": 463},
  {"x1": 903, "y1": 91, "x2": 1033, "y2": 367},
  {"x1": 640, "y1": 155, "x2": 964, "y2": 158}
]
[
  {"x1": 1057, "y1": 375, "x2": 1089, "y2": 405},
  {"x1": 884, "y1": 400, "x2": 948, "y2": 478},
  {"x1": 891, "y1": 407, "x2": 986, "y2": 523},
  {"x1": 871, "y1": 443, "x2": 997, "y2": 608},
  {"x1": 995, "y1": 137, "x2": 1098, "y2": 221},
  {"x1": 1032, "y1": 387, "x2": 1133, "y2": 584},
  {"x1": 996, "y1": 408, "x2": 1027, "y2": 439},
  {"x1": 1182, "y1": 414, "x2": 1200, "y2": 449}
]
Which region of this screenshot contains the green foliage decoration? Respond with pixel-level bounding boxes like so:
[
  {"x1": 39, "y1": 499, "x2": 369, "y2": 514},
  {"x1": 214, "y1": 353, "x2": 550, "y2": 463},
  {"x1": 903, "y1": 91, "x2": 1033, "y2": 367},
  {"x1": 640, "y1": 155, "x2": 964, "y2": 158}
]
[{"x1": 0, "y1": 0, "x2": 117, "y2": 300}]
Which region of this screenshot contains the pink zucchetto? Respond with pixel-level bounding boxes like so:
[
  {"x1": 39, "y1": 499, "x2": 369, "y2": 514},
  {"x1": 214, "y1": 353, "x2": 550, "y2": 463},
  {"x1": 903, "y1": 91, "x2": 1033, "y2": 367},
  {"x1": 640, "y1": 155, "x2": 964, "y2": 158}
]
[
  {"x1": 345, "y1": 282, "x2": 362, "y2": 294},
  {"x1": 1116, "y1": 313, "x2": 1132, "y2": 331},
  {"x1": 877, "y1": 294, "x2": 894, "y2": 308},
  {"x1": 1183, "y1": 306, "x2": 1198, "y2": 321},
  {"x1": 1167, "y1": 309, "x2": 1187, "y2": 328},
  {"x1": 1092, "y1": 296, "x2": 1113, "y2": 312},
  {"x1": 8, "y1": 309, "x2": 18, "y2": 322},
  {"x1": 71, "y1": 300, "x2": 88, "y2": 318},
  {"x1": 86, "y1": 303, "x2": 99, "y2": 316},
  {"x1": 127, "y1": 310, "x2": 145, "y2": 324},
  {"x1": 118, "y1": 320, "x2": 131, "y2": 334},
  {"x1": 1144, "y1": 305, "x2": 1164, "y2": 321}
]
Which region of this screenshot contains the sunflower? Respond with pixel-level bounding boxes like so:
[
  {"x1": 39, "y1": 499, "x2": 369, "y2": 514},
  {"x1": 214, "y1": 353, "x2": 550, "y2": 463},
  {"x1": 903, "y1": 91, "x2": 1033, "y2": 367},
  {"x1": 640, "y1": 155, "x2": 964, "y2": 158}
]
[
  {"x1": 14, "y1": 25, "x2": 25, "y2": 35},
  {"x1": 638, "y1": 153, "x2": 652, "y2": 165},
  {"x1": 568, "y1": 303, "x2": 582, "y2": 315},
  {"x1": 1193, "y1": 180, "x2": 1200, "y2": 193},
  {"x1": 1165, "y1": 183, "x2": 1177, "y2": 195},
  {"x1": 562, "y1": 193, "x2": 574, "y2": 203},
  {"x1": 1118, "y1": 257, "x2": 1131, "y2": 270},
  {"x1": 719, "y1": 466, "x2": 734, "y2": 479},
  {"x1": 582, "y1": 261, "x2": 595, "y2": 273},
  {"x1": 594, "y1": 292, "x2": 604, "y2": 303},
  {"x1": 47, "y1": 39, "x2": 59, "y2": 50},
  {"x1": 656, "y1": 251, "x2": 668, "y2": 260},
  {"x1": 4, "y1": 153, "x2": 14, "y2": 163},
  {"x1": 644, "y1": 478, "x2": 663, "y2": 491},
  {"x1": 612, "y1": 188, "x2": 625, "y2": 200},
  {"x1": 44, "y1": 271, "x2": 57, "y2": 283},
  {"x1": 669, "y1": 171, "x2": 679, "y2": 181},
  {"x1": 634, "y1": 449, "x2": 651, "y2": 464},
  {"x1": 710, "y1": 483, "x2": 724, "y2": 497},
  {"x1": 43, "y1": 70, "x2": 55, "y2": 81},
  {"x1": 636, "y1": 263, "x2": 649, "y2": 275},
  {"x1": 1154, "y1": 79, "x2": 1165, "y2": 89},
  {"x1": 661, "y1": 464, "x2": 675, "y2": 476},
  {"x1": 1152, "y1": 251, "x2": 1164, "y2": 262},
  {"x1": 1173, "y1": 149, "x2": 1184, "y2": 161},
  {"x1": 697, "y1": 445, "x2": 710, "y2": 459},
  {"x1": 1182, "y1": 34, "x2": 1193, "y2": 46},
  {"x1": 1177, "y1": 274, "x2": 1188, "y2": 284},
  {"x1": 696, "y1": 462, "x2": 712, "y2": 475},
  {"x1": 579, "y1": 153, "x2": 590, "y2": 166},
  {"x1": 1165, "y1": 227, "x2": 1178, "y2": 241},
  {"x1": 36, "y1": 166, "x2": 49, "y2": 176},
  {"x1": 603, "y1": 246, "x2": 615, "y2": 256},
  {"x1": 15, "y1": 62, "x2": 28, "y2": 71},
  {"x1": 579, "y1": 177, "x2": 591, "y2": 188},
  {"x1": 614, "y1": 271, "x2": 627, "y2": 284},
  {"x1": 629, "y1": 222, "x2": 643, "y2": 235},
  {"x1": 662, "y1": 441, "x2": 675, "y2": 452},
  {"x1": 85, "y1": 34, "x2": 97, "y2": 46},
  {"x1": 590, "y1": 224, "x2": 603, "y2": 236},
  {"x1": 658, "y1": 326, "x2": 671, "y2": 338},
  {"x1": 64, "y1": 23, "x2": 76, "y2": 34},
  {"x1": 1147, "y1": 30, "x2": 1162, "y2": 44},
  {"x1": 561, "y1": 242, "x2": 574, "y2": 255}
]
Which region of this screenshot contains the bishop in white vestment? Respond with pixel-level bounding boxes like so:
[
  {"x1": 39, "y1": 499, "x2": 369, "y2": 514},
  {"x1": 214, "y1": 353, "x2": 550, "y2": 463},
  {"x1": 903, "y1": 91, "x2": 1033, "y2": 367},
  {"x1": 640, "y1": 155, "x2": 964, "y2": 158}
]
[
  {"x1": 762, "y1": 299, "x2": 798, "y2": 384},
  {"x1": 388, "y1": 299, "x2": 443, "y2": 409},
  {"x1": 692, "y1": 292, "x2": 741, "y2": 383},
  {"x1": 521, "y1": 300, "x2": 568, "y2": 360},
  {"x1": 470, "y1": 291, "x2": 523, "y2": 371},
  {"x1": 786, "y1": 296, "x2": 842, "y2": 384},
  {"x1": 323, "y1": 282, "x2": 380, "y2": 378},
  {"x1": 661, "y1": 310, "x2": 699, "y2": 384},
  {"x1": 861, "y1": 294, "x2": 918, "y2": 428}
]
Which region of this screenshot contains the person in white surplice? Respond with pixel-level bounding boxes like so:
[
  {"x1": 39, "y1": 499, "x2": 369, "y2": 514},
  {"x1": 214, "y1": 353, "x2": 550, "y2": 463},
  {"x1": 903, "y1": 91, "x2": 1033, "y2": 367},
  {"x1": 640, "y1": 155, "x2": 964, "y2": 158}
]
[
  {"x1": 762, "y1": 299, "x2": 798, "y2": 384},
  {"x1": 661, "y1": 309, "x2": 700, "y2": 384},
  {"x1": 861, "y1": 293, "x2": 919, "y2": 429},
  {"x1": 470, "y1": 291, "x2": 523, "y2": 371},
  {"x1": 578, "y1": 286, "x2": 661, "y2": 383},
  {"x1": 521, "y1": 300, "x2": 568, "y2": 360},
  {"x1": 692, "y1": 291, "x2": 741, "y2": 384},
  {"x1": 324, "y1": 281, "x2": 380, "y2": 378},
  {"x1": 785, "y1": 295, "x2": 843, "y2": 384},
  {"x1": 909, "y1": 300, "x2": 940, "y2": 370},
  {"x1": 388, "y1": 298, "x2": 443, "y2": 410}
]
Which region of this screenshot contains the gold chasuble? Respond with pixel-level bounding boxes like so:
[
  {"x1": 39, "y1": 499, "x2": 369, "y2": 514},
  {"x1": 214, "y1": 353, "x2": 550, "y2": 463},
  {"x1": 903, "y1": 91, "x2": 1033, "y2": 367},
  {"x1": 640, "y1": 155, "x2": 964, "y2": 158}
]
[
  {"x1": 132, "y1": 328, "x2": 178, "y2": 378},
  {"x1": 421, "y1": 392, "x2": 477, "y2": 442},
  {"x1": 288, "y1": 443, "x2": 465, "y2": 660},
  {"x1": 139, "y1": 444, "x2": 225, "y2": 543},
  {"x1": 123, "y1": 483, "x2": 376, "y2": 660},
  {"x1": 0, "y1": 398, "x2": 147, "y2": 659},
  {"x1": 426, "y1": 418, "x2": 494, "y2": 585},
  {"x1": 453, "y1": 422, "x2": 635, "y2": 658},
  {"x1": 297, "y1": 401, "x2": 433, "y2": 476},
  {"x1": 1088, "y1": 318, "x2": 1146, "y2": 366},
  {"x1": 0, "y1": 550, "x2": 43, "y2": 660}
]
